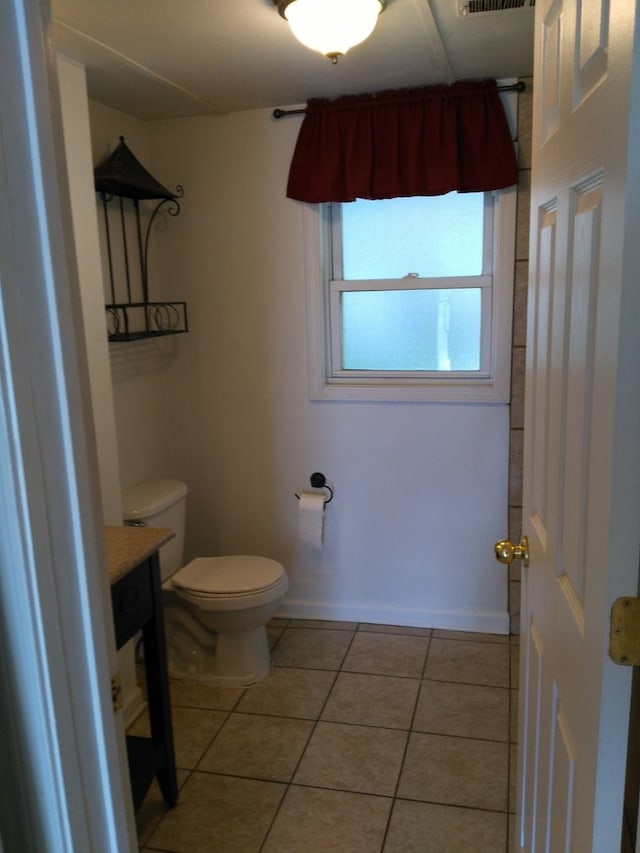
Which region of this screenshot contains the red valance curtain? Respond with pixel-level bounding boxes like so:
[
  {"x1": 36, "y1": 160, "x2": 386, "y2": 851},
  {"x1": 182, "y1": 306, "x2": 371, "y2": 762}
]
[{"x1": 286, "y1": 79, "x2": 518, "y2": 203}]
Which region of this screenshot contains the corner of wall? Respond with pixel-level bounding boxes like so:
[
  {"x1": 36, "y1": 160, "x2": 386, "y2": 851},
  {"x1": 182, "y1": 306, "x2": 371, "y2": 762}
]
[{"x1": 508, "y1": 75, "x2": 533, "y2": 634}]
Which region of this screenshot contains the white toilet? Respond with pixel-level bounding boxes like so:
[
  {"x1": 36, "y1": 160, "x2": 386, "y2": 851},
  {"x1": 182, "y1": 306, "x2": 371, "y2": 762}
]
[{"x1": 122, "y1": 478, "x2": 288, "y2": 687}]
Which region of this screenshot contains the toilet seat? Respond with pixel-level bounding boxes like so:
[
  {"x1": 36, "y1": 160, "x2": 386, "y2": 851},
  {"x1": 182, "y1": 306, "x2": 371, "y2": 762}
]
[{"x1": 171, "y1": 555, "x2": 285, "y2": 597}]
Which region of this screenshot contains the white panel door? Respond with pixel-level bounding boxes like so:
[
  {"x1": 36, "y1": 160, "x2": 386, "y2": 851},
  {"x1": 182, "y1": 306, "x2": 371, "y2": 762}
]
[{"x1": 516, "y1": 0, "x2": 640, "y2": 849}]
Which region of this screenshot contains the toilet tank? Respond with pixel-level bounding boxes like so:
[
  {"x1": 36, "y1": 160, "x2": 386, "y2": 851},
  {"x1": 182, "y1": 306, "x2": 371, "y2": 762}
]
[{"x1": 122, "y1": 479, "x2": 188, "y2": 582}]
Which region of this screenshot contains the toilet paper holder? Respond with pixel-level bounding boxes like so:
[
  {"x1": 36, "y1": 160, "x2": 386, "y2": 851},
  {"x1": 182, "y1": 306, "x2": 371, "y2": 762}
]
[{"x1": 295, "y1": 472, "x2": 334, "y2": 505}]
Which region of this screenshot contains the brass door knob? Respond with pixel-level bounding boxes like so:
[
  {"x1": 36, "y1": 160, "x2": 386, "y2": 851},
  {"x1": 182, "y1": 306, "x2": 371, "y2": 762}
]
[{"x1": 495, "y1": 536, "x2": 529, "y2": 567}]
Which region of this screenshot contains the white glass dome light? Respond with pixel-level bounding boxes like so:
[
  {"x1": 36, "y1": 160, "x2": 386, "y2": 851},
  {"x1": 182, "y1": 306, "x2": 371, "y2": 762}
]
[{"x1": 275, "y1": 0, "x2": 387, "y2": 63}]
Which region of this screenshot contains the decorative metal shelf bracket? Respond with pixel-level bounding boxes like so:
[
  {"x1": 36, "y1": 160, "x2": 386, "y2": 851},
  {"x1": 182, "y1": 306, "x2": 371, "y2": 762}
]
[{"x1": 95, "y1": 137, "x2": 188, "y2": 342}]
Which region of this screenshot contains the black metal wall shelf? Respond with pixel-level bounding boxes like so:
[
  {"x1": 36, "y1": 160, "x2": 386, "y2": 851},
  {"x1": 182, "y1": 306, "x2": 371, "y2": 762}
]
[
  {"x1": 95, "y1": 137, "x2": 188, "y2": 342},
  {"x1": 106, "y1": 301, "x2": 189, "y2": 342}
]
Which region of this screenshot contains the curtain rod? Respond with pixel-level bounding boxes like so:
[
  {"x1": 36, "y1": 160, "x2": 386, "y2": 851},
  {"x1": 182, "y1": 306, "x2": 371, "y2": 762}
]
[{"x1": 272, "y1": 80, "x2": 526, "y2": 119}]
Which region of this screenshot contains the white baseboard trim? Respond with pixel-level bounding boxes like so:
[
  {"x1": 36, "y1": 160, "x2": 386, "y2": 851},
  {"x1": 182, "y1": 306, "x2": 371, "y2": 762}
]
[{"x1": 277, "y1": 599, "x2": 511, "y2": 635}]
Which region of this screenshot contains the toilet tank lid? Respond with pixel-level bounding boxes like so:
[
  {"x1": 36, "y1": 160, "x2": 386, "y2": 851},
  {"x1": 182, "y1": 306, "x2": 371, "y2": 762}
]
[{"x1": 122, "y1": 479, "x2": 188, "y2": 520}]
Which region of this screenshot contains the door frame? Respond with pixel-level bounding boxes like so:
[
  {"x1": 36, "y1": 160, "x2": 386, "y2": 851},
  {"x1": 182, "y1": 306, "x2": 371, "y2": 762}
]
[{"x1": 0, "y1": 0, "x2": 135, "y2": 849}]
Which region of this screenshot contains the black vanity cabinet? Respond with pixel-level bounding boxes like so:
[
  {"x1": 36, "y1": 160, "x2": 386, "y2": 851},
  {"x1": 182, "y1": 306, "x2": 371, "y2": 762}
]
[{"x1": 107, "y1": 525, "x2": 178, "y2": 812}]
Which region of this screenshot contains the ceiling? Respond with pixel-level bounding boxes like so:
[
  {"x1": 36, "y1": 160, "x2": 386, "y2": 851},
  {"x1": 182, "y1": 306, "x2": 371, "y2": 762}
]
[{"x1": 50, "y1": 0, "x2": 534, "y2": 121}]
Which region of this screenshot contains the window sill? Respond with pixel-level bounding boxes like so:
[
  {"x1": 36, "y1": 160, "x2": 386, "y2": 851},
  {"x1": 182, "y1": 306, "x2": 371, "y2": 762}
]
[{"x1": 310, "y1": 377, "x2": 510, "y2": 404}]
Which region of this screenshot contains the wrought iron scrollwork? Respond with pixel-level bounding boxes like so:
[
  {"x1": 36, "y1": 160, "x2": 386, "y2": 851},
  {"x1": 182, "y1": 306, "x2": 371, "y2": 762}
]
[{"x1": 95, "y1": 138, "x2": 188, "y2": 342}]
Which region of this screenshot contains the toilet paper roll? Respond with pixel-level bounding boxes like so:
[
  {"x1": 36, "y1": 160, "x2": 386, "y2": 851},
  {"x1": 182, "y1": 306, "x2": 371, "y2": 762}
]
[{"x1": 298, "y1": 491, "x2": 325, "y2": 549}]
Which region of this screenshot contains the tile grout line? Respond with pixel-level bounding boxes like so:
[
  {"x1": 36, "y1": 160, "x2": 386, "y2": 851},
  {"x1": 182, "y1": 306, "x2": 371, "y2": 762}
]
[
  {"x1": 377, "y1": 634, "x2": 433, "y2": 851},
  {"x1": 507, "y1": 636, "x2": 520, "y2": 851},
  {"x1": 143, "y1": 638, "x2": 265, "y2": 846},
  {"x1": 140, "y1": 622, "x2": 517, "y2": 851},
  {"x1": 257, "y1": 625, "x2": 360, "y2": 852}
]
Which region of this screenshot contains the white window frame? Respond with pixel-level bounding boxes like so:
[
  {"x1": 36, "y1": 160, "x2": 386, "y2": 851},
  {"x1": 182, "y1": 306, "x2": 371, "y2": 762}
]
[{"x1": 303, "y1": 186, "x2": 516, "y2": 403}]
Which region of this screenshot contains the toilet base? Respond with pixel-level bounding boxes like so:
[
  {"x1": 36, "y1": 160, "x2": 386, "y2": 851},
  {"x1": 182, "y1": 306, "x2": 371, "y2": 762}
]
[{"x1": 167, "y1": 624, "x2": 272, "y2": 687}]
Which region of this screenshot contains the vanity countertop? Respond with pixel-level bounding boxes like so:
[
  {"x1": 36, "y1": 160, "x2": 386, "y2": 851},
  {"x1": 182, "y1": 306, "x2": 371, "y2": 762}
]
[{"x1": 105, "y1": 524, "x2": 174, "y2": 586}]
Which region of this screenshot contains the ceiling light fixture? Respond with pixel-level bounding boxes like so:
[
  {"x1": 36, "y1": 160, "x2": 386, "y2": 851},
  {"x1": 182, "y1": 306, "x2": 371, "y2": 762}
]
[{"x1": 274, "y1": 0, "x2": 387, "y2": 64}]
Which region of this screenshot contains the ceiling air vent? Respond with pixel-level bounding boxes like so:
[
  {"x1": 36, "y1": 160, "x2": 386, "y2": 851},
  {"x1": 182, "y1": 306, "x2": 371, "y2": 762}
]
[{"x1": 459, "y1": 0, "x2": 535, "y2": 15}]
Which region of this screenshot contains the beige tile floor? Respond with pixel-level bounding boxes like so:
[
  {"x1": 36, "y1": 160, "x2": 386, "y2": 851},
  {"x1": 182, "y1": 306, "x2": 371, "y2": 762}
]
[{"x1": 134, "y1": 620, "x2": 519, "y2": 853}]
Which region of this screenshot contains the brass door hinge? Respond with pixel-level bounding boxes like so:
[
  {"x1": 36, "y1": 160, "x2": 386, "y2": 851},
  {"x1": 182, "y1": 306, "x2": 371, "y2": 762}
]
[
  {"x1": 609, "y1": 598, "x2": 640, "y2": 665},
  {"x1": 111, "y1": 672, "x2": 123, "y2": 712}
]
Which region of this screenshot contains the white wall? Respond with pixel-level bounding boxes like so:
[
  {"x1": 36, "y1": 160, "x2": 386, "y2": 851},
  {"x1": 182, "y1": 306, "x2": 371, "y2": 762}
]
[
  {"x1": 139, "y1": 108, "x2": 511, "y2": 632},
  {"x1": 89, "y1": 101, "x2": 179, "y2": 493},
  {"x1": 80, "y1": 98, "x2": 510, "y2": 632}
]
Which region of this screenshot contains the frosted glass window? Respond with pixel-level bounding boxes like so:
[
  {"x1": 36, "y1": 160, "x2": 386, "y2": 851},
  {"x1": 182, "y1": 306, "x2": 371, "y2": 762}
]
[
  {"x1": 341, "y1": 193, "x2": 484, "y2": 280},
  {"x1": 341, "y1": 289, "x2": 481, "y2": 371},
  {"x1": 317, "y1": 185, "x2": 518, "y2": 398}
]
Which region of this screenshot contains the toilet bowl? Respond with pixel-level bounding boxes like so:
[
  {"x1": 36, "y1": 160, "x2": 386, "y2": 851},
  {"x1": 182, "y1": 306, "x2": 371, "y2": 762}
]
[
  {"x1": 122, "y1": 479, "x2": 288, "y2": 687},
  {"x1": 167, "y1": 556, "x2": 288, "y2": 685}
]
